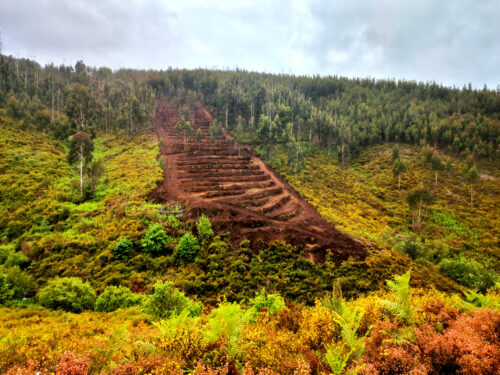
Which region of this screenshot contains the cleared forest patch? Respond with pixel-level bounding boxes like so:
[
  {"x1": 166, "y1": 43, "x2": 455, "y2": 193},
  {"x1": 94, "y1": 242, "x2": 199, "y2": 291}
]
[{"x1": 151, "y1": 102, "x2": 369, "y2": 263}]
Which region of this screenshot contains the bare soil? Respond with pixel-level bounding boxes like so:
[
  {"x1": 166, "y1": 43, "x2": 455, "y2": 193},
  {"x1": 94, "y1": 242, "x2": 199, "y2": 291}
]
[{"x1": 150, "y1": 102, "x2": 369, "y2": 263}]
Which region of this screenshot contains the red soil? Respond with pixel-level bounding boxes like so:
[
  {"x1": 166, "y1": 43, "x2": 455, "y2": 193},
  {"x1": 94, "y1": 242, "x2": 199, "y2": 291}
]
[{"x1": 150, "y1": 102, "x2": 368, "y2": 263}]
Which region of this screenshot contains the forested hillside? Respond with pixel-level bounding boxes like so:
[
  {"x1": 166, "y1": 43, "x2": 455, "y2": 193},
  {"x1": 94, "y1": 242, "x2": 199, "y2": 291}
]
[{"x1": 0, "y1": 55, "x2": 499, "y2": 374}]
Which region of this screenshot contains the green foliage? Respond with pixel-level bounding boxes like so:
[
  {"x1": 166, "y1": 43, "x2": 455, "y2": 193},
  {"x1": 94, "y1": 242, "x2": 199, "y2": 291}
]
[
  {"x1": 380, "y1": 270, "x2": 415, "y2": 324},
  {"x1": 141, "y1": 224, "x2": 168, "y2": 255},
  {"x1": 196, "y1": 215, "x2": 213, "y2": 244},
  {"x1": 166, "y1": 215, "x2": 180, "y2": 229},
  {"x1": 141, "y1": 281, "x2": 202, "y2": 320},
  {"x1": 463, "y1": 290, "x2": 500, "y2": 309},
  {"x1": 395, "y1": 237, "x2": 423, "y2": 260},
  {"x1": 113, "y1": 237, "x2": 133, "y2": 260},
  {"x1": 176, "y1": 232, "x2": 200, "y2": 262},
  {"x1": 0, "y1": 274, "x2": 14, "y2": 303},
  {"x1": 0, "y1": 248, "x2": 30, "y2": 268},
  {"x1": 0, "y1": 266, "x2": 35, "y2": 299},
  {"x1": 203, "y1": 301, "x2": 249, "y2": 359},
  {"x1": 95, "y1": 285, "x2": 142, "y2": 312},
  {"x1": 248, "y1": 288, "x2": 286, "y2": 322},
  {"x1": 37, "y1": 277, "x2": 96, "y2": 313},
  {"x1": 439, "y1": 256, "x2": 498, "y2": 292},
  {"x1": 391, "y1": 147, "x2": 400, "y2": 161}
]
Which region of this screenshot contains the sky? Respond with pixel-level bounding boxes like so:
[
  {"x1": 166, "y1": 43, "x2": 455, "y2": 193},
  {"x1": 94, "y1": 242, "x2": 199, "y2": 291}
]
[{"x1": 0, "y1": 0, "x2": 499, "y2": 89}]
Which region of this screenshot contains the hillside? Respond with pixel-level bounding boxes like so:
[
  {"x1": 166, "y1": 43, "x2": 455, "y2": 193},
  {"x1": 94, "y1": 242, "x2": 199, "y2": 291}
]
[{"x1": 0, "y1": 56, "x2": 498, "y2": 374}]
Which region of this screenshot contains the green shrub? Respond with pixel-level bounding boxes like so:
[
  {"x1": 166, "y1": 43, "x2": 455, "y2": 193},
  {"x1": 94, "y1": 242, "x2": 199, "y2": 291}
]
[
  {"x1": 176, "y1": 232, "x2": 200, "y2": 262},
  {"x1": 141, "y1": 280, "x2": 202, "y2": 319},
  {"x1": 0, "y1": 266, "x2": 35, "y2": 299},
  {"x1": 0, "y1": 247, "x2": 30, "y2": 268},
  {"x1": 249, "y1": 288, "x2": 286, "y2": 322},
  {"x1": 37, "y1": 277, "x2": 96, "y2": 313},
  {"x1": 196, "y1": 214, "x2": 214, "y2": 243},
  {"x1": 113, "y1": 237, "x2": 133, "y2": 260},
  {"x1": 439, "y1": 256, "x2": 498, "y2": 292},
  {"x1": 0, "y1": 274, "x2": 14, "y2": 303},
  {"x1": 95, "y1": 285, "x2": 142, "y2": 312},
  {"x1": 396, "y1": 237, "x2": 423, "y2": 260},
  {"x1": 141, "y1": 224, "x2": 168, "y2": 255},
  {"x1": 166, "y1": 215, "x2": 180, "y2": 229}
]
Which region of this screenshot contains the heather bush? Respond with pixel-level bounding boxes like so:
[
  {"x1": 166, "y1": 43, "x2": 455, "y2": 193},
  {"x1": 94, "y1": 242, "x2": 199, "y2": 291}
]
[
  {"x1": 141, "y1": 280, "x2": 202, "y2": 319},
  {"x1": 55, "y1": 351, "x2": 90, "y2": 375},
  {"x1": 95, "y1": 285, "x2": 142, "y2": 312},
  {"x1": 37, "y1": 277, "x2": 96, "y2": 312}
]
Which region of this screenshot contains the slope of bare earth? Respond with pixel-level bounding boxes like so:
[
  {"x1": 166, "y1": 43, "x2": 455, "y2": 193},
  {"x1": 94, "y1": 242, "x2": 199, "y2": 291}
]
[{"x1": 150, "y1": 102, "x2": 369, "y2": 263}]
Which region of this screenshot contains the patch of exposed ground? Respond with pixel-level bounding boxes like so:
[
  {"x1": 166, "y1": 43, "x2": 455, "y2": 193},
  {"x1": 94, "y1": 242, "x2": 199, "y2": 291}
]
[{"x1": 150, "y1": 102, "x2": 369, "y2": 263}]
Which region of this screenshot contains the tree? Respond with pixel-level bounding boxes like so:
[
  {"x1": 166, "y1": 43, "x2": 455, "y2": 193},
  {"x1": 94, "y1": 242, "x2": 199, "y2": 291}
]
[
  {"x1": 392, "y1": 159, "x2": 407, "y2": 190},
  {"x1": 176, "y1": 232, "x2": 200, "y2": 262},
  {"x1": 85, "y1": 158, "x2": 105, "y2": 197},
  {"x1": 463, "y1": 164, "x2": 479, "y2": 205},
  {"x1": 141, "y1": 224, "x2": 168, "y2": 255},
  {"x1": 287, "y1": 135, "x2": 306, "y2": 181},
  {"x1": 65, "y1": 83, "x2": 97, "y2": 129},
  {"x1": 406, "y1": 188, "x2": 435, "y2": 232},
  {"x1": 431, "y1": 155, "x2": 444, "y2": 185},
  {"x1": 68, "y1": 132, "x2": 94, "y2": 196},
  {"x1": 196, "y1": 127, "x2": 203, "y2": 143},
  {"x1": 175, "y1": 116, "x2": 193, "y2": 148},
  {"x1": 392, "y1": 147, "x2": 400, "y2": 161}
]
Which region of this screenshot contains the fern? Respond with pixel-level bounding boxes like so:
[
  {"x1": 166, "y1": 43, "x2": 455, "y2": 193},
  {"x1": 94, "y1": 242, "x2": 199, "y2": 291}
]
[
  {"x1": 464, "y1": 290, "x2": 500, "y2": 309},
  {"x1": 380, "y1": 270, "x2": 416, "y2": 324},
  {"x1": 202, "y1": 302, "x2": 250, "y2": 360},
  {"x1": 154, "y1": 310, "x2": 199, "y2": 339}
]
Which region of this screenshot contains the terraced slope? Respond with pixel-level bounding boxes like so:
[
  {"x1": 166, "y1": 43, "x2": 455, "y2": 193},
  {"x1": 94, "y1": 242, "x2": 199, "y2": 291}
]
[{"x1": 152, "y1": 102, "x2": 368, "y2": 262}]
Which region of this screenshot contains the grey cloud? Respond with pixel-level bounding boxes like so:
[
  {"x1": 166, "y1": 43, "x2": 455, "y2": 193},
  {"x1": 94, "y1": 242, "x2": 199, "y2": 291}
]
[{"x1": 0, "y1": 0, "x2": 498, "y2": 87}]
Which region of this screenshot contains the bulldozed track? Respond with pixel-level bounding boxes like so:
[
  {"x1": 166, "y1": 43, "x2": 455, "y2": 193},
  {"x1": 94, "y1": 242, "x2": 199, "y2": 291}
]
[{"x1": 151, "y1": 102, "x2": 368, "y2": 263}]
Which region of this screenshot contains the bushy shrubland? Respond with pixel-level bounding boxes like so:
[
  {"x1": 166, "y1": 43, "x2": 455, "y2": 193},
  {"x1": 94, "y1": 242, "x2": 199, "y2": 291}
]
[
  {"x1": 113, "y1": 237, "x2": 133, "y2": 260},
  {"x1": 37, "y1": 277, "x2": 96, "y2": 312},
  {"x1": 439, "y1": 256, "x2": 498, "y2": 292},
  {"x1": 141, "y1": 224, "x2": 168, "y2": 255},
  {"x1": 141, "y1": 280, "x2": 202, "y2": 319},
  {"x1": 95, "y1": 285, "x2": 142, "y2": 312},
  {"x1": 176, "y1": 232, "x2": 200, "y2": 262}
]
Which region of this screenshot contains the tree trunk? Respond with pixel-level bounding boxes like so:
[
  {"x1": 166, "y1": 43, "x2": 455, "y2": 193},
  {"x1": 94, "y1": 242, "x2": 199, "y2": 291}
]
[
  {"x1": 470, "y1": 184, "x2": 473, "y2": 205},
  {"x1": 79, "y1": 145, "x2": 84, "y2": 196},
  {"x1": 398, "y1": 174, "x2": 401, "y2": 190},
  {"x1": 225, "y1": 106, "x2": 229, "y2": 129}
]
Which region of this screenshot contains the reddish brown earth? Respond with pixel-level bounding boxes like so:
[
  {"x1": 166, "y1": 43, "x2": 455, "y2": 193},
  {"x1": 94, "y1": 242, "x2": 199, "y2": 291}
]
[{"x1": 151, "y1": 102, "x2": 368, "y2": 263}]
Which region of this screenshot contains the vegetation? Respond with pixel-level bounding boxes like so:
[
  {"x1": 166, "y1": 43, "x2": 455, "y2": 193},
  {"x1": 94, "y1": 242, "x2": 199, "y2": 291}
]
[
  {"x1": 0, "y1": 55, "x2": 498, "y2": 373},
  {"x1": 37, "y1": 277, "x2": 96, "y2": 313}
]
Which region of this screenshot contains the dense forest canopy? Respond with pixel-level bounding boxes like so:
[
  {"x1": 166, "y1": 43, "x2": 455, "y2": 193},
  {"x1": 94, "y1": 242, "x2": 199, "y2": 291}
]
[{"x1": 1, "y1": 54, "x2": 499, "y2": 163}]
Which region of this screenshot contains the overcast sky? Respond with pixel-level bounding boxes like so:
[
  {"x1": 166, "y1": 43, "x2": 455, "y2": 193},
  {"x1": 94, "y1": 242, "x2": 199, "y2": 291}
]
[{"x1": 1, "y1": 0, "x2": 499, "y2": 88}]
